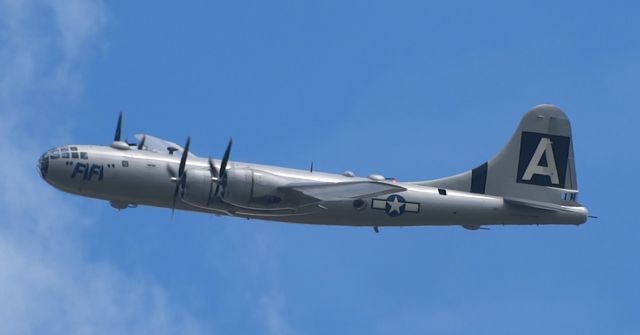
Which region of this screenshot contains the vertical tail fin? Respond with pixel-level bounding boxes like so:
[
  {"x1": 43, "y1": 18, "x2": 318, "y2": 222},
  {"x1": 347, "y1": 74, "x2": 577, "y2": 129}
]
[{"x1": 418, "y1": 104, "x2": 580, "y2": 204}]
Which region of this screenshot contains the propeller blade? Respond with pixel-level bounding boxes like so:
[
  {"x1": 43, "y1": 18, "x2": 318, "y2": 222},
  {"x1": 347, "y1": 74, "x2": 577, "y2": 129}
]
[
  {"x1": 214, "y1": 139, "x2": 233, "y2": 198},
  {"x1": 213, "y1": 179, "x2": 222, "y2": 199},
  {"x1": 178, "y1": 137, "x2": 191, "y2": 178},
  {"x1": 171, "y1": 181, "x2": 180, "y2": 217},
  {"x1": 219, "y1": 138, "x2": 232, "y2": 176},
  {"x1": 206, "y1": 156, "x2": 216, "y2": 207},
  {"x1": 209, "y1": 156, "x2": 218, "y2": 177},
  {"x1": 137, "y1": 135, "x2": 146, "y2": 150},
  {"x1": 171, "y1": 136, "x2": 191, "y2": 216},
  {"x1": 114, "y1": 112, "x2": 123, "y2": 142}
]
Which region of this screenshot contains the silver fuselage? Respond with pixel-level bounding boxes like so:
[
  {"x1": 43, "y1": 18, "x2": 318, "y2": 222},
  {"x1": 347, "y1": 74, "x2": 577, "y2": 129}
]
[{"x1": 38, "y1": 144, "x2": 587, "y2": 228}]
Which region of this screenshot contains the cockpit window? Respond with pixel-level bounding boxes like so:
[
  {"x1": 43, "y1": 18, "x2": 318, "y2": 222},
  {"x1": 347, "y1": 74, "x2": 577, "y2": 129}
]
[
  {"x1": 62, "y1": 152, "x2": 70, "y2": 158},
  {"x1": 50, "y1": 152, "x2": 60, "y2": 159},
  {"x1": 80, "y1": 152, "x2": 88, "y2": 160},
  {"x1": 61, "y1": 148, "x2": 69, "y2": 152},
  {"x1": 71, "y1": 152, "x2": 79, "y2": 159},
  {"x1": 70, "y1": 146, "x2": 78, "y2": 151}
]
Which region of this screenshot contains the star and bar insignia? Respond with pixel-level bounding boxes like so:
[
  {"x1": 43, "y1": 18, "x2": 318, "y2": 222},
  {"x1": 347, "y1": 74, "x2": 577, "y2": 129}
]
[{"x1": 371, "y1": 194, "x2": 420, "y2": 217}]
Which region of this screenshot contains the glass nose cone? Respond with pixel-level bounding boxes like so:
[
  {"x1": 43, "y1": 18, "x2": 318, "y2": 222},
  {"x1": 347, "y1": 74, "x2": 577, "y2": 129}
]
[{"x1": 38, "y1": 152, "x2": 49, "y2": 179}]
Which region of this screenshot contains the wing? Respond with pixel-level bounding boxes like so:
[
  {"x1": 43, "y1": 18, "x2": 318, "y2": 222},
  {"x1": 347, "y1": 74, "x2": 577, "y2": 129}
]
[
  {"x1": 279, "y1": 181, "x2": 406, "y2": 203},
  {"x1": 134, "y1": 134, "x2": 198, "y2": 158}
]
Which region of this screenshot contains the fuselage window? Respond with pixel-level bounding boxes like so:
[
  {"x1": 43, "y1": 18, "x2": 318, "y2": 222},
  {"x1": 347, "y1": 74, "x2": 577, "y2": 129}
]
[
  {"x1": 80, "y1": 152, "x2": 88, "y2": 160},
  {"x1": 71, "y1": 152, "x2": 79, "y2": 159},
  {"x1": 122, "y1": 160, "x2": 129, "y2": 167}
]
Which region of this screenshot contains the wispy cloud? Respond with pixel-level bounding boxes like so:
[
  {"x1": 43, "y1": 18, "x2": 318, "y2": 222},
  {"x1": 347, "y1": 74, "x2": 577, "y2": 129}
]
[
  {"x1": 254, "y1": 233, "x2": 294, "y2": 335},
  {"x1": 259, "y1": 287, "x2": 294, "y2": 335},
  {"x1": 204, "y1": 227, "x2": 296, "y2": 334},
  {"x1": 0, "y1": 0, "x2": 204, "y2": 333}
]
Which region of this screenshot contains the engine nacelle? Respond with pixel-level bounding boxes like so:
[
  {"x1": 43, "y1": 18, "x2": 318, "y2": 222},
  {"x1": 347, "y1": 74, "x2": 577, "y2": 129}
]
[
  {"x1": 222, "y1": 168, "x2": 288, "y2": 208},
  {"x1": 181, "y1": 169, "x2": 212, "y2": 207}
]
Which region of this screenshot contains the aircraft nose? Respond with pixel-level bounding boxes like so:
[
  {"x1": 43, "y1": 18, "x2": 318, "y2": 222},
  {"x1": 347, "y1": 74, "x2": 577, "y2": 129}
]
[{"x1": 37, "y1": 151, "x2": 49, "y2": 179}]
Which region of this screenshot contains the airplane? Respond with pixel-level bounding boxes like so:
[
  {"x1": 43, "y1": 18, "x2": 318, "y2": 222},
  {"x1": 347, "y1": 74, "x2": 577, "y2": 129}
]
[{"x1": 38, "y1": 104, "x2": 589, "y2": 231}]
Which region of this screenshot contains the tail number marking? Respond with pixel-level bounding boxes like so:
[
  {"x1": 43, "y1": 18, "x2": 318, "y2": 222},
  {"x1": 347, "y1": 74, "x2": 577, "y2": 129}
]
[
  {"x1": 517, "y1": 132, "x2": 570, "y2": 187},
  {"x1": 522, "y1": 137, "x2": 559, "y2": 184}
]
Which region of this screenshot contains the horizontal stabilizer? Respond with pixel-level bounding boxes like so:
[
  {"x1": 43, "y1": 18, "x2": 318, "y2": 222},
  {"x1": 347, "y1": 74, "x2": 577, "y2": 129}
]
[{"x1": 503, "y1": 197, "x2": 581, "y2": 213}]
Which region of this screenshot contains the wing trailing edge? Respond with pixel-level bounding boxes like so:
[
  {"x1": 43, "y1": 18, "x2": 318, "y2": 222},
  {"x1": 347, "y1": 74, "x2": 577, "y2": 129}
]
[{"x1": 279, "y1": 181, "x2": 406, "y2": 202}]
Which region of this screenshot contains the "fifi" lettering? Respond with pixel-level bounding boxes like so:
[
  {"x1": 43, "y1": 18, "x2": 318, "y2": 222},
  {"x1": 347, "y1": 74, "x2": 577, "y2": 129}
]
[{"x1": 71, "y1": 163, "x2": 104, "y2": 181}]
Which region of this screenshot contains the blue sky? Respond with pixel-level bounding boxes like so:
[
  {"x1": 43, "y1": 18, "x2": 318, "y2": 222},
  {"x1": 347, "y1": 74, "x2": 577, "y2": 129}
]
[{"x1": 1, "y1": 0, "x2": 638, "y2": 334}]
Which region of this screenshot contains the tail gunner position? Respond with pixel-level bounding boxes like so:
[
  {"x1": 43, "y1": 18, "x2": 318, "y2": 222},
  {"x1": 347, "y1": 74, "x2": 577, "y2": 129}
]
[{"x1": 38, "y1": 105, "x2": 589, "y2": 231}]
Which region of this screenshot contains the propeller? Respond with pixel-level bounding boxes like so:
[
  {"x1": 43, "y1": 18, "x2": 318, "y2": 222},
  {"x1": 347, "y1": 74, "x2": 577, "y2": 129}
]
[
  {"x1": 206, "y1": 139, "x2": 233, "y2": 206},
  {"x1": 114, "y1": 112, "x2": 123, "y2": 142},
  {"x1": 209, "y1": 156, "x2": 219, "y2": 178},
  {"x1": 137, "y1": 135, "x2": 146, "y2": 150},
  {"x1": 171, "y1": 136, "x2": 191, "y2": 216},
  {"x1": 206, "y1": 156, "x2": 217, "y2": 206},
  {"x1": 214, "y1": 139, "x2": 233, "y2": 197}
]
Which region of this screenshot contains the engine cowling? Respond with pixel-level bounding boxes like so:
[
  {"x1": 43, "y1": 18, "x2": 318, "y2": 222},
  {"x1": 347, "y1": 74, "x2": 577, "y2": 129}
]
[
  {"x1": 181, "y1": 169, "x2": 212, "y2": 207},
  {"x1": 222, "y1": 168, "x2": 288, "y2": 208}
]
